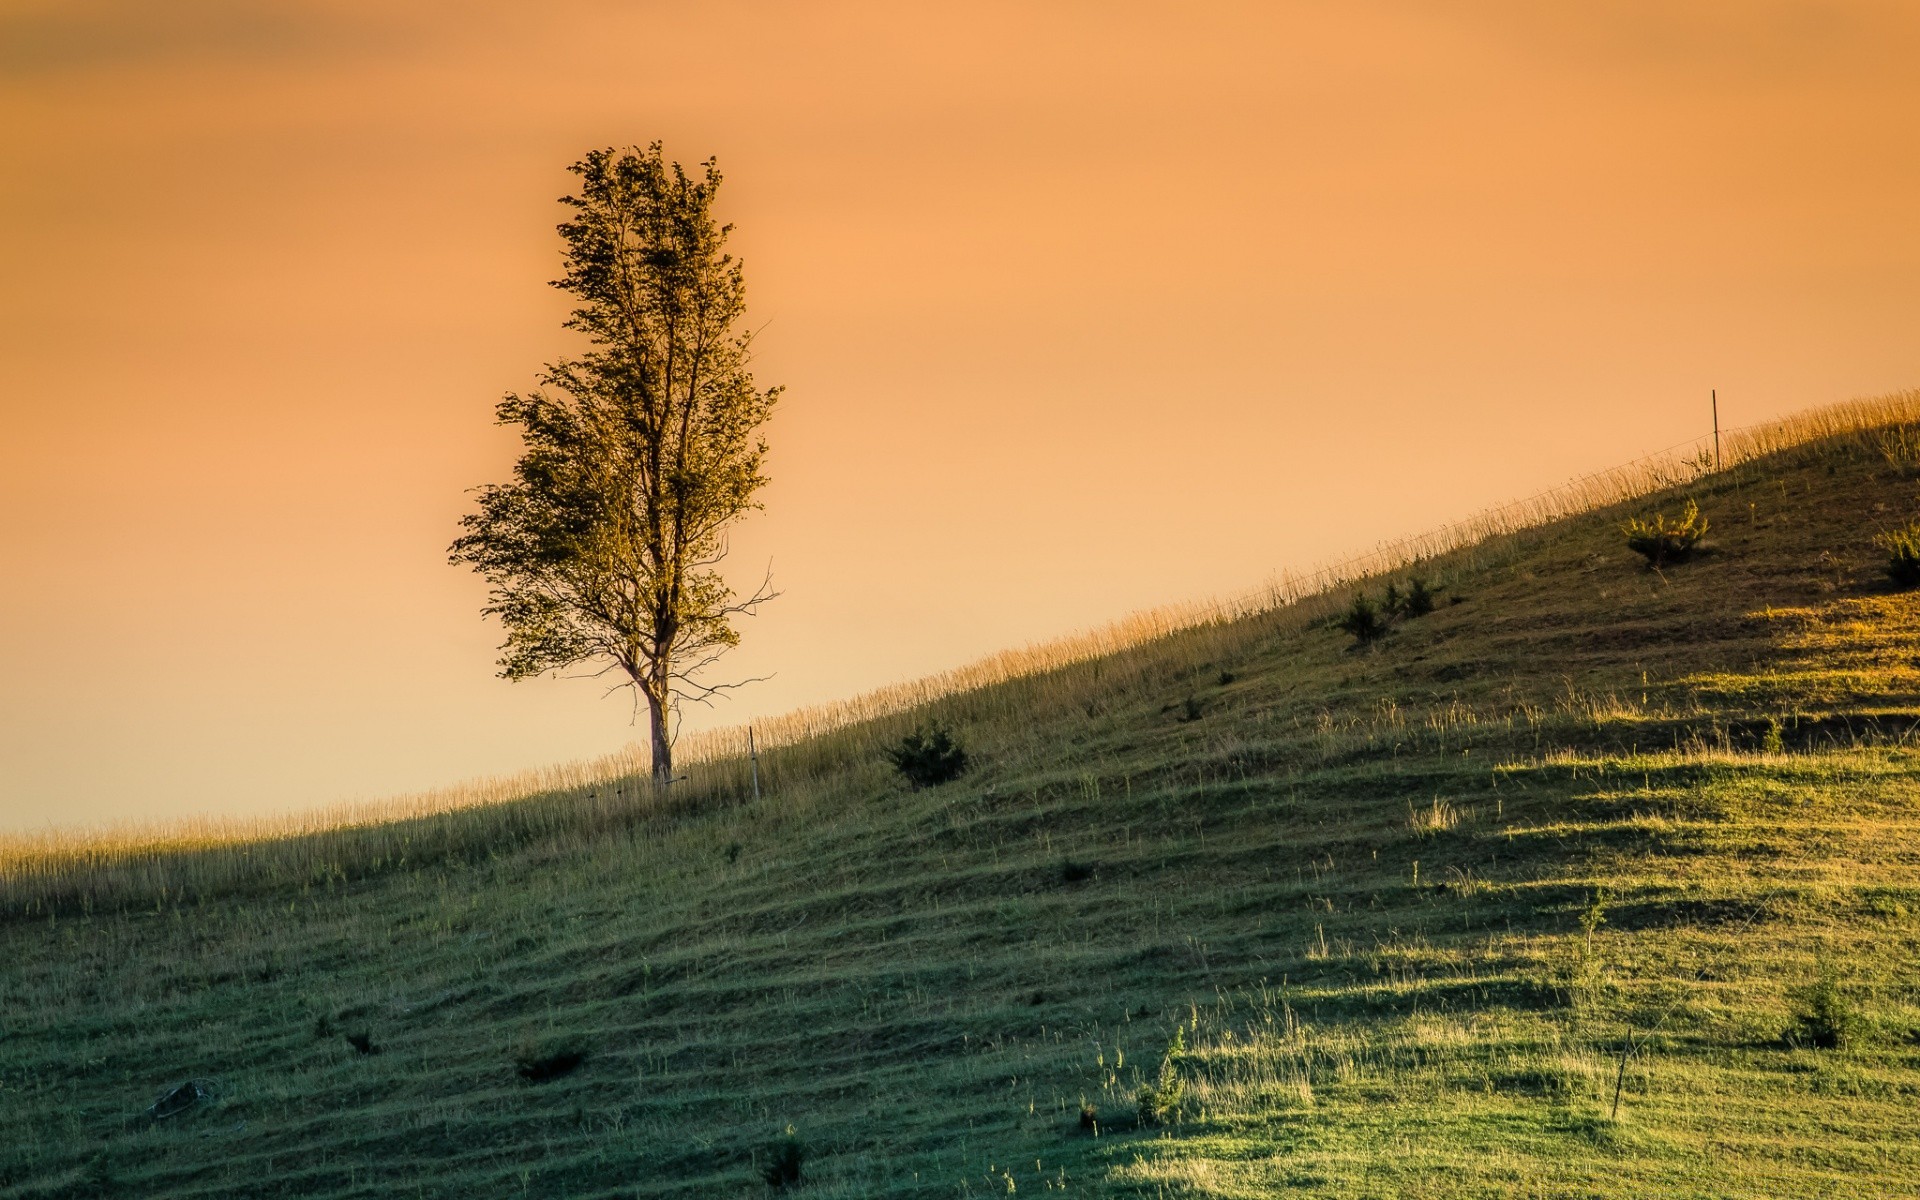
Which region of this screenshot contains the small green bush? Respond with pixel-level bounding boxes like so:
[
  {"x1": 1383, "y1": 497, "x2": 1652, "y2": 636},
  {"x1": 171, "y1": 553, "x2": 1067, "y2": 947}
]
[
  {"x1": 1397, "y1": 576, "x2": 1436, "y2": 618},
  {"x1": 1135, "y1": 1024, "x2": 1187, "y2": 1127},
  {"x1": 885, "y1": 724, "x2": 969, "y2": 788},
  {"x1": 1337, "y1": 593, "x2": 1384, "y2": 645},
  {"x1": 1788, "y1": 970, "x2": 1860, "y2": 1050},
  {"x1": 1874, "y1": 522, "x2": 1920, "y2": 588},
  {"x1": 1622, "y1": 499, "x2": 1708, "y2": 567}
]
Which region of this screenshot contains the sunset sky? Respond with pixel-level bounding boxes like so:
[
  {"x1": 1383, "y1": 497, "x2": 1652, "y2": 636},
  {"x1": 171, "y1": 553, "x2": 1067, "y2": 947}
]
[{"x1": 3, "y1": 0, "x2": 1918, "y2": 831}]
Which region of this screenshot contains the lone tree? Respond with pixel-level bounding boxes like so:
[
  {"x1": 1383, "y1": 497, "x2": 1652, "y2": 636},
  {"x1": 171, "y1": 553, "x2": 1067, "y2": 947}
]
[{"x1": 451, "y1": 145, "x2": 780, "y2": 785}]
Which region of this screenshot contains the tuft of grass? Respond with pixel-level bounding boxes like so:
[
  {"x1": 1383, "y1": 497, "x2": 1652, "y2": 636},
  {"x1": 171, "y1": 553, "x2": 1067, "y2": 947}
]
[
  {"x1": 1407, "y1": 796, "x2": 1460, "y2": 835},
  {"x1": 1135, "y1": 1023, "x2": 1188, "y2": 1128},
  {"x1": 1873, "y1": 425, "x2": 1920, "y2": 475},
  {"x1": 1873, "y1": 521, "x2": 1920, "y2": 588},
  {"x1": 1623, "y1": 498, "x2": 1708, "y2": 567},
  {"x1": 1788, "y1": 970, "x2": 1860, "y2": 1050}
]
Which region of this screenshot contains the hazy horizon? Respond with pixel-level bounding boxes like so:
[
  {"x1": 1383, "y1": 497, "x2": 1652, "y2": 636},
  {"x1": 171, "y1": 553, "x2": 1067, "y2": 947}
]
[{"x1": 4, "y1": 0, "x2": 1919, "y2": 832}]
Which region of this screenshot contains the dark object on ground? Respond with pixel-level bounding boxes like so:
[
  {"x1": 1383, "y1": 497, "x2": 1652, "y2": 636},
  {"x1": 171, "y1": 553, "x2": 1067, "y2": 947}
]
[
  {"x1": 1060, "y1": 860, "x2": 1095, "y2": 884},
  {"x1": 886, "y1": 724, "x2": 969, "y2": 788},
  {"x1": 1622, "y1": 499, "x2": 1708, "y2": 567},
  {"x1": 1079, "y1": 1102, "x2": 1098, "y2": 1132},
  {"x1": 762, "y1": 1130, "x2": 806, "y2": 1189},
  {"x1": 517, "y1": 1048, "x2": 586, "y2": 1083},
  {"x1": 147, "y1": 1079, "x2": 217, "y2": 1121},
  {"x1": 345, "y1": 1031, "x2": 380, "y2": 1056}
]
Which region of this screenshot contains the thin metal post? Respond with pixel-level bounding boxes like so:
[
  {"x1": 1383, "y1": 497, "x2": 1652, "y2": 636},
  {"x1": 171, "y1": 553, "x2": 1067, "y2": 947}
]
[
  {"x1": 748, "y1": 725, "x2": 761, "y2": 801},
  {"x1": 1712, "y1": 389, "x2": 1720, "y2": 471}
]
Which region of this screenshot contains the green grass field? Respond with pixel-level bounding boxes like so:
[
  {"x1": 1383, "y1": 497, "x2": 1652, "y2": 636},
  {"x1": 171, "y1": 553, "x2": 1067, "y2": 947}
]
[{"x1": 5, "y1": 414, "x2": 1920, "y2": 1198}]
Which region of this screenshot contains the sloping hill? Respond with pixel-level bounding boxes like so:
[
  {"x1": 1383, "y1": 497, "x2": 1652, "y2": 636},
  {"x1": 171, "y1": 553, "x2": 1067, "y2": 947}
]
[{"x1": 5, "y1": 410, "x2": 1920, "y2": 1198}]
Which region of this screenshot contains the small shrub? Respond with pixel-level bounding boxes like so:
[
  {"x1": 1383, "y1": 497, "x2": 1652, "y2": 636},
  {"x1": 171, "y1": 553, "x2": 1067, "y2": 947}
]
[
  {"x1": 762, "y1": 1127, "x2": 805, "y2": 1189},
  {"x1": 1217, "y1": 670, "x2": 1236, "y2": 686},
  {"x1": 1622, "y1": 499, "x2": 1708, "y2": 567},
  {"x1": 1401, "y1": 576, "x2": 1435, "y2": 617},
  {"x1": 1789, "y1": 971, "x2": 1860, "y2": 1050},
  {"x1": 1135, "y1": 1024, "x2": 1187, "y2": 1127},
  {"x1": 1177, "y1": 696, "x2": 1204, "y2": 723},
  {"x1": 885, "y1": 724, "x2": 969, "y2": 788},
  {"x1": 1874, "y1": 522, "x2": 1920, "y2": 588},
  {"x1": 1336, "y1": 593, "x2": 1384, "y2": 645}
]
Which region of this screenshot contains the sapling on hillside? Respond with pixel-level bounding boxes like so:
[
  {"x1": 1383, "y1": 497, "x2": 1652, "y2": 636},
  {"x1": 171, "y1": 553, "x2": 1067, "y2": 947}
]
[
  {"x1": 1622, "y1": 499, "x2": 1708, "y2": 567},
  {"x1": 1337, "y1": 593, "x2": 1384, "y2": 645},
  {"x1": 886, "y1": 724, "x2": 969, "y2": 788}
]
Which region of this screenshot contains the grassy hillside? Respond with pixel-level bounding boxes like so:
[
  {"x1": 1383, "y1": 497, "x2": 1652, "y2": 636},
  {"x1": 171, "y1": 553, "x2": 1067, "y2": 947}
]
[{"x1": 5, "y1": 410, "x2": 1920, "y2": 1198}]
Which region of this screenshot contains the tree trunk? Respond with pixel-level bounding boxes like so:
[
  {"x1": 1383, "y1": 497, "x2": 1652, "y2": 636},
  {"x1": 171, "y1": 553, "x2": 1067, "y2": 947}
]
[{"x1": 644, "y1": 684, "x2": 673, "y2": 787}]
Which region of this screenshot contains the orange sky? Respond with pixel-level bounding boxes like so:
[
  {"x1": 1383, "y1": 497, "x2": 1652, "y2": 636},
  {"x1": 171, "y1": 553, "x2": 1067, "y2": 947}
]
[{"x1": 3, "y1": 0, "x2": 1918, "y2": 831}]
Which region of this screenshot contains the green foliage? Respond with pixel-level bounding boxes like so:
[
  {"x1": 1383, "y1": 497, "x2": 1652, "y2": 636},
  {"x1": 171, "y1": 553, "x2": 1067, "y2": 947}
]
[
  {"x1": 1135, "y1": 1023, "x2": 1187, "y2": 1127},
  {"x1": 1763, "y1": 717, "x2": 1785, "y2": 754},
  {"x1": 1788, "y1": 970, "x2": 1861, "y2": 1051},
  {"x1": 885, "y1": 724, "x2": 969, "y2": 789},
  {"x1": 449, "y1": 144, "x2": 781, "y2": 782},
  {"x1": 1336, "y1": 593, "x2": 1384, "y2": 645},
  {"x1": 1622, "y1": 499, "x2": 1708, "y2": 567},
  {"x1": 1873, "y1": 522, "x2": 1920, "y2": 588},
  {"x1": 1399, "y1": 576, "x2": 1436, "y2": 617},
  {"x1": 1339, "y1": 577, "x2": 1437, "y2": 646},
  {"x1": 1577, "y1": 888, "x2": 1608, "y2": 957},
  {"x1": 761, "y1": 1127, "x2": 805, "y2": 1189}
]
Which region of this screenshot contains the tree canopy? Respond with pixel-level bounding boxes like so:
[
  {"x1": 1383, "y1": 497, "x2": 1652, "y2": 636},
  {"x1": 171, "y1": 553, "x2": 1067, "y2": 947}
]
[{"x1": 451, "y1": 145, "x2": 780, "y2": 783}]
